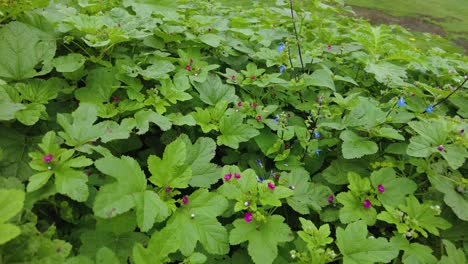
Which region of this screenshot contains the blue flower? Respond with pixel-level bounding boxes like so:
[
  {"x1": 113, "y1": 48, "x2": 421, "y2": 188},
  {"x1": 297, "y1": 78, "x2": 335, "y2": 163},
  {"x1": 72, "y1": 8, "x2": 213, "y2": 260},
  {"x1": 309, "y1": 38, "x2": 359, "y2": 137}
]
[
  {"x1": 279, "y1": 64, "x2": 286, "y2": 73},
  {"x1": 314, "y1": 131, "x2": 320, "y2": 139},
  {"x1": 397, "y1": 97, "x2": 407, "y2": 107},
  {"x1": 425, "y1": 104, "x2": 434, "y2": 113},
  {"x1": 315, "y1": 149, "x2": 322, "y2": 156},
  {"x1": 256, "y1": 175, "x2": 265, "y2": 183},
  {"x1": 273, "y1": 114, "x2": 280, "y2": 123},
  {"x1": 277, "y1": 42, "x2": 285, "y2": 52},
  {"x1": 255, "y1": 159, "x2": 263, "y2": 168}
]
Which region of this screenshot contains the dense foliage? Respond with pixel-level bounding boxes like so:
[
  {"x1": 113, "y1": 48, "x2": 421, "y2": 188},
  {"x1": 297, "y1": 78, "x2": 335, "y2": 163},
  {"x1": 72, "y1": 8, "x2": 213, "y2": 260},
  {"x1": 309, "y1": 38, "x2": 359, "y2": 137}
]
[{"x1": 0, "y1": 0, "x2": 467, "y2": 263}]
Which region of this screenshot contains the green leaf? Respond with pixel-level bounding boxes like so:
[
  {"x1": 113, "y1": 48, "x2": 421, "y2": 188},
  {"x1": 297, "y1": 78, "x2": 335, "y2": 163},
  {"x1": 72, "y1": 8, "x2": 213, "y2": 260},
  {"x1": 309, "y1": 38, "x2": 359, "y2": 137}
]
[
  {"x1": 336, "y1": 220, "x2": 399, "y2": 264},
  {"x1": 229, "y1": 215, "x2": 293, "y2": 264},
  {"x1": 304, "y1": 69, "x2": 335, "y2": 91},
  {"x1": 162, "y1": 189, "x2": 229, "y2": 256},
  {"x1": 0, "y1": 189, "x2": 25, "y2": 244},
  {"x1": 57, "y1": 103, "x2": 106, "y2": 148},
  {"x1": 281, "y1": 169, "x2": 331, "y2": 214},
  {"x1": 52, "y1": 53, "x2": 86, "y2": 72},
  {"x1": 364, "y1": 61, "x2": 407, "y2": 87},
  {"x1": 148, "y1": 136, "x2": 192, "y2": 189},
  {"x1": 27, "y1": 171, "x2": 54, "y2": 192},
  {"x1": 340, "y1": 130, "x2": 378, "y2": 159},
  {"x1": 75, "y1": 67, "x2": 120, "y2": 103},
  {"x1": 321, "y1": 158, "x2": 369, "y2": 185},
  {"x1": 192, "y1": 74, "x2": 237, "y2": 106},
  {"x1": 94, "y1": 155, "x2": 147, "y2": 218},
  {"x1": 134, "y1": 190, "x2": 170, "y2": 232},
  {"x1": 0, "y1": 22, "x2": 55, "y2": 80},
  {"x1": 15, "y1": 103, "x2": 46, "y2": 125},
  {"x1": 375, "y1": 127, "x2": 405, "y2": 141},
  {"x1": 428, "y1": 172, "x2": 468, "y2": 221},
  {"x1": 217, "y1": 110, "x2": 260, "y2": 149},
  {"x1": 370, "y1": 168, "x2": 417, "y2": 207},
  {"x1": 199, "y1": 33, "x2": 224, "y2": 47},
  {"x1": 96, "y1": 247, "x2": 120, "y2": 264},
  {"x1": 390, "y1": 236, "x2": 437, "y2": 264},
  {"x1": 336, "y1": 191, "x2": 377, "y2": 225},
  {"x1": 139, "y1": 60, "x2": 175, "y2": 80},
  {"x1": 439, "y1": 144, "x2": 467, "y2": 170},
  {"x1": 134, "y1": 109, "x2": 172, "y2": 134},
  {"x1": 342, "y1": 98, "x2": 386, "y2": 129},
  {"x1": 133, "y1": 227, "x2": 179, "y2": 263},
  {"x1": 160, "y1": 74, "x2": 192, "y2": 104},
  {"x1": 54, "y1": 167, "x2": 89, "y2": 202},
  {"x1": 14, "y1": 78, "x2": 61, "y2": 104},
  {"x1": 438, "y1": 240, "x2": 466, "y2": 264}
]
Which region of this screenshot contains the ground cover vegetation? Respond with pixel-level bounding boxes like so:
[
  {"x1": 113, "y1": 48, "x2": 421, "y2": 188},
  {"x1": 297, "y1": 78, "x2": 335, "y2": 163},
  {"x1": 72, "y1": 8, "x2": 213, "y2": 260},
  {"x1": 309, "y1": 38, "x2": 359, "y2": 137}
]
[{"x1": 0, "y1": 0, "x2": 467, "y2": 263}]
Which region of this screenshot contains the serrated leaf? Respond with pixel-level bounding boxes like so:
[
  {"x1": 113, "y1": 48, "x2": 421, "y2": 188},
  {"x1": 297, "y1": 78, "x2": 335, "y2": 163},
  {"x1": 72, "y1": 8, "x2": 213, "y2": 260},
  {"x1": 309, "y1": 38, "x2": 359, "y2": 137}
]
[
  {"x1": 427, "y1": 173, "x2": 468, "y2": 221},
  {"x1": 52, "y1": 53, "x2": 86, "y2": 72},
  {"x1": 375, "y1": 127, "x2": 405, "y2": 140},
  {"x1": 0, "y1": 189, "x2": 25, "y2": 223},
  {"x1": 192, "y1": 74, "x2": 237, "y2": 106},
  {"x1": 336, "y1": 191, "x2": 377, "y2": 225},
  {"x1": 148, "y1": 137, "x2": 191, "y2": 189},
  {"x1": 199, "y1": 33, "x2": 224, "y2": 47},
  {"x1": 340, "y1": 130, "x2": 378, "y2": 159},
  {"x1": 438, "y1": 240, "x2": 466, "y2": 264},
  {"x1": 134, "y1": 190, "x2": 169, "y2": 232},
  {"x1": 75, "y1": 67, "x2": 120, "y2": 103},
  {"x1": 390, "y1": 236, "x2": 437, "y2": 264},
  {"x1": 55, "y1": 167, "x2": 89, "y2": 202},
  {"x1": 134, "y1": 109, "x2": 172, "y2": 134},
  {"x1": 370, "y1": 168, "x2": 417, "y2": 207},
  {"x1": 336, "y1": 220, "x2": 399, "y2": 264},
  {"x1": 229, "y1": 215, "x2": 293, "y2": 264},
  {"x1": 217, "y1": 111, "x2": 260, "y2": 149},
  {"x1": 0, "y1": 22, "x2": 55, "y2": 81},
  {"x1": 304, "y1": 69, "x2": 335, "y2": 91}
]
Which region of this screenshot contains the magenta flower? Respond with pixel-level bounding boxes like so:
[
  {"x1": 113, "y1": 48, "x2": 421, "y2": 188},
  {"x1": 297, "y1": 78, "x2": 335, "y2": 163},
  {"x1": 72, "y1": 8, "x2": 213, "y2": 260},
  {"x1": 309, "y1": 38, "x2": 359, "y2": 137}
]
[
  {"x1": 256, "y1": 115, "x2": 262, "y2": 121},
  {"x1": 165, "y1": 187, "x2": 172, "y2": 193},
  {"x1": 250, "y1": 76, "x2": 256, "y2": 80},
  {"x1": 244, "y1": 211, "x2": 253, "y2": 223},
  {"x1": 437, "y1": 145, "x2": 445, "y2": 151},
  {"x1": 460, "y1": 129, "x2": 465, "y2": 135},
  {"x1": 112, "y1": 96, "x2": 120, "y2": 102},
  {"x1": 43, "y1": 154, "x2": 53, "y2": 163},
  {"x1": 231, "y1": 75, "x2": 236, "y2": 81},
  {"x1": 185, "y1": 65, "x2": 192, "y2": 71},
  {"x1": 182, "y1": 196, "x2": 189, "y2": 204},
  {"x1": 249, "y1": 103, "x2": 257, "y2": 108},
  {"x1": 224, "y1": 173, "x2": 232, "y2": 181},
  {"x1": 327, "y1": 45, "x2": 332, "y2": 50},
  {"x1": 267, "y1": 182, "x2": 276, "y2": 190},
  {"x1": 327, "y1": 195, "x2": 334, "y2": 203},
  {"x1": 377, "y1": 184, "x2": 385, "y2": 193},
  {"x1": 363, "y1": 199, "x2": 372, "y2": 209},
  {"x1": 234, "y1": 173, "x2": 241, "y2": 179}
]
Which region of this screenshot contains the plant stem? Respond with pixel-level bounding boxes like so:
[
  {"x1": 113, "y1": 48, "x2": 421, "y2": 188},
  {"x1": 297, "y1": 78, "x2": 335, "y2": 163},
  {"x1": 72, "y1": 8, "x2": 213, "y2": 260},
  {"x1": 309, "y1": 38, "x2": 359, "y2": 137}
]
[
  {"x1": 289, "y1": 0, "x2": 305, "y2": 74},
  {"x1": 287, "y1": 46, "x2": 297, "y2": 81},
  {"x1": 432, "y1": 76, "x2": 468, "y2": 108}
]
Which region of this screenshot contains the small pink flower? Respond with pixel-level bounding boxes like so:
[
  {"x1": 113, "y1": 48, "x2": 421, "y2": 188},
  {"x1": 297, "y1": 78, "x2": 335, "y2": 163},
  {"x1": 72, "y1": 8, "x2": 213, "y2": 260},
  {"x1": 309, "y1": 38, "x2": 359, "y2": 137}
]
[
  {"x1": 185, "y1": 65, "x2": 192, "y2": 71},
  {"x1": 363, "y1": 199, "x2": 372, "y2": 209},
  {"x1": 249, "y1": 103, "x2": 257, "y2": 108},
  {"x1": 244, "y1": 211, "x2": 253, "y2": 223},
  {"x1": 237, "y1": 101, "x2": 242, "y2": 107},
  {"x1": 224, "y1": 173, "x2": 232, "y2": 181},
  {"x1": 267, "y1": 182, "x2": 276, "y2": 190},
  {"x1": 377, "y1": 184, "x2": 385, "y2": 193},
  {"x1": 112, "y1": 96, "x2": 119, "y2": 102},
  {"x1": 43, "y1": 154, "x2": 53, "y2": 163},
  {"x1": 234, "y1": 173, "x2": 241, "y2": 179},
  {"x1": 437, "y1": 145, "x2": 445, "y2": 151},
  {"x1": 231, "y1": 75, "x2": 236, "y2": 81},
  {"x1": 189, "y1": 58, "x2": 193, "y2": 64},
  {"x1": 182, "y1": 196, "x2": 189, "y2": 204},
  {"x1": 165, "y1": 187, "x2": 171, "y2": 193},
  {"x1": 327, "y1": 45, "x2": 332, "y2": 50},
  {"x1": 327, "y1": 195, "x2": 334, "y2": 203},
  {"x1": 250, "y1": 76, "x2": 256, "y2": 80},
  {"x1": 256, "y1": 115, "x2": 262, "y2": 121}
]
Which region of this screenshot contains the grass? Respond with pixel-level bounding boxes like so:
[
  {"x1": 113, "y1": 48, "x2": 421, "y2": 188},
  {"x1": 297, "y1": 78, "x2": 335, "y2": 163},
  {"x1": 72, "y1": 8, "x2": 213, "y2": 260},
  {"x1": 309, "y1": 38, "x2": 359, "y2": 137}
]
[{"x1": 346, "y1": 0, "x2": 468, "y2": 39}]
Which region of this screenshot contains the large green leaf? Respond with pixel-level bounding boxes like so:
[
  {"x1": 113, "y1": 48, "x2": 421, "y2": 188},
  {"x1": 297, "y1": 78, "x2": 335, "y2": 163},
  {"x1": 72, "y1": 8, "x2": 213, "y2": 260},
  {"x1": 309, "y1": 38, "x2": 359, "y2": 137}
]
[
  {"x1": 230, "y1": 215, "x2": 293, "y2": 264},
  {"x1": 336, "y1": 220, "x2": 399, "y2": 264},
  {"x1": 217, "y1": 110, "x2": 260, "y2": 149},
  {"x1": 304, "y1": 69, "x2": 335, "y2": 91},
  {"x1": 0, "y1": 189, "x2": 25, "y2": 244},
  {"x1": 75, "y1": 67, "x2": 120, "y2": 104},
  {"x1": 340, "y1": 130, "x2": 378, "y2": 159},
  {"x1": 370, "y1": 168, "x2": 417, "y2": 207},
  {"x1": 192, "y1": 74, "x2": 237, "y2": 106},
  {"x1": 0, "y1": 22, "x2": 55, "y2": 81}
]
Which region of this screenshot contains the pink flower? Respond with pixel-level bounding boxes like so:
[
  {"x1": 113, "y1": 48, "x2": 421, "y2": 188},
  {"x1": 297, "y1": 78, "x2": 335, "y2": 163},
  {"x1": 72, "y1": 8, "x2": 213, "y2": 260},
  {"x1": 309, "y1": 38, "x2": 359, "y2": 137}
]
[
  {"x1": 185, "y1": 65, "x2": 192, "y2": 71},
  {"x1": 244, "y1": 211, "x2": 253, "y2": 223},
  {"x1": 377, "y1": 184, "x2": 385, "y2": 193},
  {"x1": 327, "y1": 195, "x2": 334, "y2": 203},
  {"x1": 363, "y1": 199, "x2": 372, "y2": 209},
  {"x1": 231, "y1": 75, "x2": 236, "y2": 81},
  {"x1": 237, "y1": 101, "x2": 242, "y2": 107},
  {"x1": 234, "y1": 173, "x2": 241, "y2": 179},
  {"x1": 112, "y1": 96, "x2": 119, "y2": 102},
  {"x1": 224, "y1": 173, "x2": 232, "y2": 181},
  {"x1": 327, "y1": 45, "x2": 332, "y2": 50},
  {"x1": 437, "y1": 145, "x2": 445, "y2": 151},
  {"x1": 267, "y1": 182, "x2": 276, "y2": 190},
  {"x1": 256, "y1": 115, "x2": 262, "y2": 121},
  {"x1": 250, "y1": 76, "x2": 256, "y2": 80},
  {"x1": 43, "y1": 154, "x2": 53, "y2": 163},
  {"x1": 182, "y1": 196, "x2": 189, "y2": 204},
  {"x1": 165, "y1": 187, "x2": 172, "y2": 193}
]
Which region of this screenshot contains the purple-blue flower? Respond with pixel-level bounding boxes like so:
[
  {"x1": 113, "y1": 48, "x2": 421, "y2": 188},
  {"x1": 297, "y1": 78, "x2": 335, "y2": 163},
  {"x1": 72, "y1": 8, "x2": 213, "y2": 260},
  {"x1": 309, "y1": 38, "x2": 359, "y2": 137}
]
[
  {"x1": 426, "y1": 104, "x2": 433, "y2": 113},
  {"x1": 279, "y1": 64, "x2": 286, "y2": 73},
  {"x1": 315, "y1": 149, "x2": 322, "y2": 156},
  {"x1": 277, "y1": 42, "x2": 285, "y2": 52},
  {"x1": 314, "y1": 131, "x2": 320, "y2": 138},
  {"x1": 397, "y1": 97, "x2": 406, "y2": 107},
  {"x1": 255, "y1": 159, "x2": 263, "y2": 167}
]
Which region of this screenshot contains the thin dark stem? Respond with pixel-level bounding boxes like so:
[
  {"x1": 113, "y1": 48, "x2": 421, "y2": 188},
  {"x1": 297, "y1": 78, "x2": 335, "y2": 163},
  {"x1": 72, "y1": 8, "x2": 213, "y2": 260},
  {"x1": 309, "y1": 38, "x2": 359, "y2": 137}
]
[
  {"x1": 289, "y1": 0, "x2": 305, "y2": 74},
  {"x1": 287, "y1": 46, "x2": 297, "y2": 81},
  {"x1": 432, "y1": 76, "x2": 467, "y2": 108}
]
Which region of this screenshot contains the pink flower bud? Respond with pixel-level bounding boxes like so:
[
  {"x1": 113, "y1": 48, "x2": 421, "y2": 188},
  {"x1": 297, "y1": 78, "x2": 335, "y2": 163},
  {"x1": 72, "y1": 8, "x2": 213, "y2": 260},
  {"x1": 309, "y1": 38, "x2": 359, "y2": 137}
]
[
  {"x1": 234, "y1": 173, "x2": 241, "y2": 179},
  {"x1": 244, "y1": 211, "x2": 253, "y2": 223},
  {"x1": 224, "y1": 173, "x2": 232, "y2": 181},
  {"x1": 43, "y1": 154, "x2": 53, "y2": 163},
  {"x1": 437, "y1": 145, "x2": 445, "y2": 151},
  {"x1": 267, "y1": 182, "x2": 276, "y2": 190},
  {"x1": 378, "y1": 184, "x2": 385, "y2": 193},
  {"x1": 182, "y1": 196, "x2": 189, "y2": 204},
  {"x1": 327, "y1": 195, "x2": 334, "y2": 203},
  {"x1": 185, "y1": 65, "x2": 192, "y2": 71},
  {"x1": 256, "y1": 115, "x2": 262, "y2": 121},
  {"x1": 363, "y1": 199, "x2": 372, "y2": 209},
  {"x1": 237, "y1": 101, "x2": 242, "y2": 107}
]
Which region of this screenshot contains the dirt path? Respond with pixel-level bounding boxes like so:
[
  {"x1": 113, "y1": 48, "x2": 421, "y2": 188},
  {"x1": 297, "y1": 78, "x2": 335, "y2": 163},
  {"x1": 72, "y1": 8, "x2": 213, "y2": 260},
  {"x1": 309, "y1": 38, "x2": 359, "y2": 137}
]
[{"x1": 349, "y1": 5, "x2": 467, "y2": 53}]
